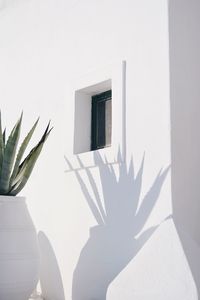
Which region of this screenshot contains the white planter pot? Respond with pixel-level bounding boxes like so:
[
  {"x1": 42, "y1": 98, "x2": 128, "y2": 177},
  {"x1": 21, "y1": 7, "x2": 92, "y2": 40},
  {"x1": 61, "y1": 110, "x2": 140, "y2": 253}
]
[{"x1": 0, "y1": 196, "x2": 40, "y2": 300}]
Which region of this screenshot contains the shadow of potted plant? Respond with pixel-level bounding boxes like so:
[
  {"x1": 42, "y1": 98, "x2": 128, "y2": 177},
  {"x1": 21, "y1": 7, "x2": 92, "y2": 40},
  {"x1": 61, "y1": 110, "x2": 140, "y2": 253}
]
[
  {"x1": 0, "y1": 113, "x2": 52, "y2": 300},
  {"x1": 65, "y1": 151, "x2": 170, "y2": 300}
]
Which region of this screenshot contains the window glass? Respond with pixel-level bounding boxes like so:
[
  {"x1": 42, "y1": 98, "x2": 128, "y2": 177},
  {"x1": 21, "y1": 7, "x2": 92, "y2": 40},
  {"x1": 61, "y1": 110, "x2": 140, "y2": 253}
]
[{"x1": 91, "y1": 90, "x2": 112, "y2": 150}]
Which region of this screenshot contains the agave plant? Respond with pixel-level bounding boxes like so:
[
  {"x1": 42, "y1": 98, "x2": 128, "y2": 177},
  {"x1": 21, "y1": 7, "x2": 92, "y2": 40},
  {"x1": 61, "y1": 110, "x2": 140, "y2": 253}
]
[{"x1": 0, "y1": 113, "x2": 52, "y2": 196}]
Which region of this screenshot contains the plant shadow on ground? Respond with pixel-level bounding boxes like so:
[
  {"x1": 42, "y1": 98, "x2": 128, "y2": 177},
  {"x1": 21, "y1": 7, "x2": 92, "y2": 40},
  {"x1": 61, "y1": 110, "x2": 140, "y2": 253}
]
[{"x1": 65, "y1": 150, "x2": 170, "y2": 300}]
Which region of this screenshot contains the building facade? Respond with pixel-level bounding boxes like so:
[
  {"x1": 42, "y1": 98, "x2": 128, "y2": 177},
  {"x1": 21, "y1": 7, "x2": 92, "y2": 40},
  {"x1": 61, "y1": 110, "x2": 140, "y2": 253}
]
[{"x1": 0, "y1": 0, "x2": 200, "y2": 299}]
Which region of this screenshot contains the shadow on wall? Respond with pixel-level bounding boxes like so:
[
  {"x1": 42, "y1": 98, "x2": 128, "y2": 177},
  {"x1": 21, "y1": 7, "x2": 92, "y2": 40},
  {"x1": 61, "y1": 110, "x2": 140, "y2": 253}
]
[
  {"x1": 38, "y1": 231, "x2": 65, "y2": 300},
  {"x1": 169, "y1": 0, "x2": 200, "y2": 296},
  {"x1": 65, "y1": 150, "x2": 170, "y2": 300}
]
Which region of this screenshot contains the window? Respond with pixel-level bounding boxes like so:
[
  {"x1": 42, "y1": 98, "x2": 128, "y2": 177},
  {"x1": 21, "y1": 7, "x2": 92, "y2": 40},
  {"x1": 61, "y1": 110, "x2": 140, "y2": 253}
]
[
  {"x1": 72, "y1": 60, "x2": 125, "y2": 160},
  {"x1": 91, "y1": 90, "x2": 112, "y2": 150}
]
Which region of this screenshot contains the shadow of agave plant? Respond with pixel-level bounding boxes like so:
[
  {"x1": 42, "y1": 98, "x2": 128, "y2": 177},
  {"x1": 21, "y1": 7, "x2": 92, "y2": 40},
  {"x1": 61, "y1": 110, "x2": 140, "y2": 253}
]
[{"x1": 65, "y1": 151, "x2": 170, "y2": 300}]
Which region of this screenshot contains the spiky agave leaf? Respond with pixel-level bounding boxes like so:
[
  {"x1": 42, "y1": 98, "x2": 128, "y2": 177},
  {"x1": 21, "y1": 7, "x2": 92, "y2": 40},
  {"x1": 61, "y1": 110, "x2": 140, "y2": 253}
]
[
  {"x1": 10, "y1": 143, "x2": 44, "y2": 195},
  {"x1": 10, "y1": 117, "x2": 39, "y2": 187},
  {"x1": 0, "y1": 113, "x2": 22, "y2": 194},
  {"x1": 3, "y1": 128, "x2": 6, "y2": 146},
  {"x1": 13, "y1": 121, "x2": 51, "y2": 183},
  {"x1": 9, "y1": 122, "x2": 52, "y2": 195},
  {"x1": 0, "y1": 112, "x2": 4, "y2": 176}
]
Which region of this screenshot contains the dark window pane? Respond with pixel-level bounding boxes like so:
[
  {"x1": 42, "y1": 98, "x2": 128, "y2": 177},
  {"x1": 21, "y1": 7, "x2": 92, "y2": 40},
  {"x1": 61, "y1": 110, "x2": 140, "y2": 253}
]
[
  {"x1": 105, "y1": 99, "x2": 112, "y2": 146},
  {"x1": 91, "y1": 90, "x2": 112, "y2": 150},
  {"x1": 96, "y1": 100, "x2": 106, "y2": 148}
]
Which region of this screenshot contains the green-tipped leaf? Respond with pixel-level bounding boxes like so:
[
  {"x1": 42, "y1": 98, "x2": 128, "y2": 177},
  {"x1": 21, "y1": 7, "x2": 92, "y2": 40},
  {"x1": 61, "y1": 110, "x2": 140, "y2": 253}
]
[
  {"x1": 10, "y1": 118, "x2": 39, "y2": 186},
  {"x1": 3, "y1": 128, "x2": 6, "y2": 147},
  {"x1": 0, "y1": 114, "x2": 22, "y2": 194},
  {"x1": 10, "y1": 143, "x2": 44, "y2": 195},
  {"x1": 10, "y1": 122, "x2": 52, "y2": 194},
  {"x1": 15, "y1": 121, "x2": 51, "y2": 178},
  {"x1": 0, "y1": 113, "x2": 4, "y2": 175}
]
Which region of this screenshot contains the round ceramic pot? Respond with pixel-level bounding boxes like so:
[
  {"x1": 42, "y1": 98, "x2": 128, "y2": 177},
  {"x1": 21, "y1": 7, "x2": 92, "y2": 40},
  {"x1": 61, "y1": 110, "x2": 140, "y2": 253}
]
[{"x1": 0, "y1": 196, "x2": 40, "y2": 300}]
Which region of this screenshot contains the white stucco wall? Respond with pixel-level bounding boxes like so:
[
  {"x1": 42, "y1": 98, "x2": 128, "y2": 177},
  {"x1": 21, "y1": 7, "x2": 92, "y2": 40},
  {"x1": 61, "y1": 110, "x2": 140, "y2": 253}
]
[
  {"x1": 0, "y1": 0, "x2": 198, "y2": 299},
  {"x1": 169, "y1": 0, "x2": 200, "y2": 294},
  {"x1": 169, "y1": 0, "x2": 200, "y2": 244}
]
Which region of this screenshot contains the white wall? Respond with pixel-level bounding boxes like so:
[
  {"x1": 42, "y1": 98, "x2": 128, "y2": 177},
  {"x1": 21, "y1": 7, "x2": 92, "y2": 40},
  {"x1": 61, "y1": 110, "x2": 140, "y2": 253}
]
[
  {"x1": 169, "y1": 0, "x2": 200, "y2": 246},
  {"x1": 169, "y1": 0, "x2": 200, "y2": 293},
  {"x1": 0, "y1": 0, "x2": 197, "y2": 299}
]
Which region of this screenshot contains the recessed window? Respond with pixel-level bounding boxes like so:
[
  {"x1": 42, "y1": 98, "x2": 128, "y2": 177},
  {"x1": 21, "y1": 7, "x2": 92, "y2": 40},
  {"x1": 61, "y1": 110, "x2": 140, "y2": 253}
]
[
  {"x1": 73, "y1": 79, "x2": 112, "y2": 154},
  {"x1": 91, "y1": 90, "x2": 112, "y2": 150},
  {"x1": 70, "y1": 61, "x2": 125, "y2": 164}
]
